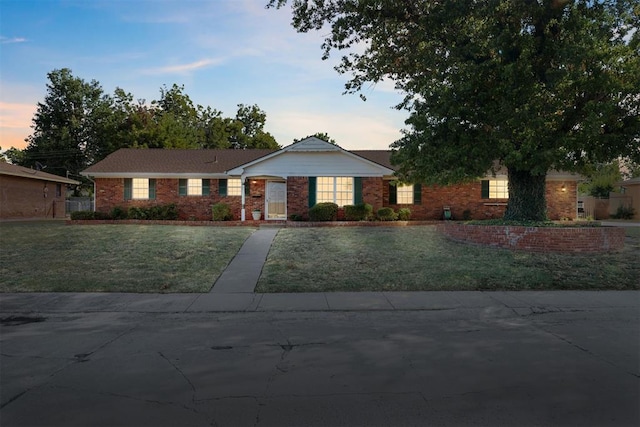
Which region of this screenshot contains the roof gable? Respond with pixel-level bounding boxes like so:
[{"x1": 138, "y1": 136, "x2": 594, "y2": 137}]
[{"x1": 227, "y1": 137, "x2": 395, "y2": 177}]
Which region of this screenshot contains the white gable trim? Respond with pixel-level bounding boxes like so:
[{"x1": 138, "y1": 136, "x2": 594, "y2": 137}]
[{"x1": 227, "y1": 137, "x2": 394, "y2": 177}]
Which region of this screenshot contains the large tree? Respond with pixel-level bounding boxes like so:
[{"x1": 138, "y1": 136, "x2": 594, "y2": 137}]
[
  {"x1": 22, "y1": 68, "x2": 113, "y2": 178},
  {"x1": 269, "y1": 0, "x2": 640, "y2": 221}
]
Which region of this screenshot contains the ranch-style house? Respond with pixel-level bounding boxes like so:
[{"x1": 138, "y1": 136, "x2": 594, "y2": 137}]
[{"x1": 81, "y1": 137, "x2": 580, "y2": 221}]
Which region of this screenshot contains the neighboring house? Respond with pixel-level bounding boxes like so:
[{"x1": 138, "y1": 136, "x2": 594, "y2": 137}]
[
  {"x1": 81, "y1": 137, "x2": 580, "y2": 221},
  {"x1": 0, "y1": 162, "x2": 80, "y2": 220},
  {"x1": 614, "y1": 177, "x2": 640, "y2": 219}
]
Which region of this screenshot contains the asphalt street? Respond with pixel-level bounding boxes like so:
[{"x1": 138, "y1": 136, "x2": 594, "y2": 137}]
[{"x1": 1, "y1": 291, "x2": 638, "y2": 427}]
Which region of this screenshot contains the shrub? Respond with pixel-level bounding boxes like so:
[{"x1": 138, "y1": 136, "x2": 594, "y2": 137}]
[
  {"x1": 462, "y1": 209, "x2": 472, "y2": 221},
  {"x1": 611, "y1": 205, "x2": 636, "y2": 220},
  {"x1": 344, "y1": 203, "x2": 373, "y2": 221},
  {"x1": 289, "y1": 213, "x2": 303, "y2": 221},
  {"x1": 212, "y1": 203, "x2": 233, "y2": 221},
  {"x1": 147, "y1": 203, "x2": 179, "y2": 220},
  {"x1": 309, "y1": 202, "x2": 339, "y2": 221},
  {"x1": 377, "y1": 207, "x2": 397, "y2": 221},
  {"x1": 127, "y1": 206, "x2": 147, "y2": 220},
  {"x1": 70, "y1": 211, "x2": 111, "y2": 220},
  {"x1": 397, "y1": 207, "x2": 411, "y2": 221},
  {"x1": 110, "y1": 206, "x2": 128, "y2": 220}
]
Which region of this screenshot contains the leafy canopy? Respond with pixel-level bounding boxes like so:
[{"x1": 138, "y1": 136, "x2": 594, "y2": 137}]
[
  {"x1": 269, "y1": 0, "x2": 640, "y2": 221},
  {"x1": 11, "y1": 70, "x2": 280, "y2": 181}
]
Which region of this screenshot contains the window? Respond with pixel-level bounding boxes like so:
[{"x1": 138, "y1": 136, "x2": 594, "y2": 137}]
[
  {"x1": 179, "y1": 179, "x2": 210, "y2": 196},
  {"x1": 124, "y1": 178, "x2": 155, "y2": 200},
  {"x1": 396, "y1": 184, "x2": 414, "y2": 204},
  {"x1": 389, "y1": 182, "x2": 422, "y2": 205},
  {"x1": 132, "y1": 178, "x2": 150, "y2": 199},
  {"x1": 56, "y1": 184, "x2": 62, "y2": 197},
  {"x1": 482, "y1": 180, "x2": 509, "y2": 199},
  {"x1": 227, "y1": 178, "x2": 242, "y2": 196},
  {"x1": 317, "y1": 177, "x2": 353, "y2": 207}
]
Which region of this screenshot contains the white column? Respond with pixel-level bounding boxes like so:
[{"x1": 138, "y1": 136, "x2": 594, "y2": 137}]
[{"x1": 240, "y1": 176, "x2": 246, "y2": 221}]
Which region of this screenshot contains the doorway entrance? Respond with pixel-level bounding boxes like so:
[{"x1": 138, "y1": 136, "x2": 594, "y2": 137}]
[{"x1": 266, "y1": 181, "x2": 286, "y2": 220}]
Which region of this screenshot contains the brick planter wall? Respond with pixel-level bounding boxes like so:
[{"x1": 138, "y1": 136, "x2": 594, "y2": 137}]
[{"x1": 438, "y1": 223, "x2": 625, "y2": 253}]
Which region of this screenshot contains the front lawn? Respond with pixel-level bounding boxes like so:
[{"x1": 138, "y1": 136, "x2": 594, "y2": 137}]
[
  {"x1": 256, "y1": 226, "x2": 640, "y2": 292},
  {"x1": 0, "y1": 222, "x2": 255, "y2": 293}
]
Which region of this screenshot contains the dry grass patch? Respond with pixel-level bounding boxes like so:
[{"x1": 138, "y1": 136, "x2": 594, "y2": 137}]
[
  {"x1": 256, "y1": 226, "x2": 639, "y2": 292},
  {"x1": 0, "y1": 222, "x2": 255, "y2": 292}
]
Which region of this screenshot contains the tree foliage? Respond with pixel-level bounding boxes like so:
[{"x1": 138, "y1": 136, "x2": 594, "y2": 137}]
[
  {"x1": 10, "y1": 69, "x2": 280, "y2": 180},
  {"x1": 294, "y1": 132, "x2": 338, "y2": 144},
  {"x1": 270, "y1": 0, "x2": 640, "y2": 221}
]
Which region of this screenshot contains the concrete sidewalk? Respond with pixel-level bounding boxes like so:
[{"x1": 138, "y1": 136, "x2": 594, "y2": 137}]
[
  {"x1": 210, "y1": 227, "x2": 279, "y2": 293},
  {"x1": 1, "y1": 290, "x2": 638, "y2": 315}
]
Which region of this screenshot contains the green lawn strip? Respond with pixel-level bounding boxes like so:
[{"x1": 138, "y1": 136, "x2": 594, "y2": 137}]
[
  {"x1": 0, "y1": 222, "x2": 255, "y2": 292},
  {"x1": 256, "y1": 226, "x2": 639, "y2": 292}
]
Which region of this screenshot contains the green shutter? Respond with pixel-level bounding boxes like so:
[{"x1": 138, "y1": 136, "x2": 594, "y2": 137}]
[
  {"x1": 354, "y1": 177, "x2": 363, "y2": 204},
  {"x1": 481, "y1": 180, "x2": 489, "y2": 199},
  {"x1": 179, "y1": 179, "x2": 187, "y2": 196},
  {"x1": 219, "y1": 179, "x2": 227, "y2": 197},
  {"x1": 124, "y1": 178, "x2": 132, "y2": 200},
  {"x1": 308, "y1": 177, "x2": 316, "y2": 208},
  {"x1": 149, "y1": 179, "x2": 156, "y2": 200},
  {"x1": 202, "y1": 179, "x2": 210, "y2": 196},
  {"x1": 413, "y1": 183, "x2": 422, "y2": 205},
  {"x1": 244, "y1": 180, "x2": 250, "y2": 196},
  {"x1": 389, "y1": 183, "x2": 397, "y2": 205}
]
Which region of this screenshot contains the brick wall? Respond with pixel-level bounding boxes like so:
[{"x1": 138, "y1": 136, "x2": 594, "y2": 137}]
[
  {"x1": 95, "y1": 178, "x2": 254, "y2": 221},
  {"x1": 439, "y1": 223, "x2": 625, "y2": 253},
  {"x1": 0, "y1": 175, "x2": 68, "y2": 219},
  {"x1": 286, "y1": 177, "x2": 309, "y2": 219},
  {"x1": 93, "y1": 177, "x2": 578, "y2": 222}
]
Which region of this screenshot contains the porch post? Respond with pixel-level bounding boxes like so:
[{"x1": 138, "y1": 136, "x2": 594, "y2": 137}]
[{"x1": 241, "y1": 175, "x2": 246, "y2": 221}]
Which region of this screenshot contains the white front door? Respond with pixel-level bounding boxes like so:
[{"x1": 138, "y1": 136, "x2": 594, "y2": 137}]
[{"x1": 266, "y1": 181, "x2": 286, "y2": 220}]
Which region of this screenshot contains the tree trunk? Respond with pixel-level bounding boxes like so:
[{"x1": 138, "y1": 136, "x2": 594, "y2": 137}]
[{"x1": 503, "y1": 168, "x2": 547, "y2": 221}]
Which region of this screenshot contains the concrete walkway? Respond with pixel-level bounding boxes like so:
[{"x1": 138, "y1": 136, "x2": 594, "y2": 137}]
[{"x1": 210, "y1": 227, "x2": 279, "y2": 293}]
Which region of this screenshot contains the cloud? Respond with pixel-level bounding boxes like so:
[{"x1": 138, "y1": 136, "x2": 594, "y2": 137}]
[
  {"x1": 141, "y1": 58, "x2": 225, "y2": 75},
  {"x1": 0, "y1": 36, "x2": 27, "y2": 44}
]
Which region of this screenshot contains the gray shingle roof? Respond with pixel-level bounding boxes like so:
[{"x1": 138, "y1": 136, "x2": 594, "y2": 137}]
[
  {"x1": 82, "y1": 148, "x2": 397, "y2": 175},
  {"x1": 82, "y1": 148, "x2": 277, "y2": 175},
  {"x1": 0, "y1": 162, "x2": 80, "y2": 184}
]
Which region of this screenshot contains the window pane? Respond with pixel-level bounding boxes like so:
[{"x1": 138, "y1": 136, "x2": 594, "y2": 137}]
[
  {"x1": 228, "y1": 178, "x2": 242, "y2": 196},
  {"x1": 489, "y1": 180, "x2": 509, "y2": 199},
  {"x1": 335, "y1": 177, "x2": 353, "y2": 207},
  {"x1": 396, "y1": 184, "x2": 414, "y2": 204},
  {"x1": 316, "y1": 177, "x2": 335, "y2": 204},
  {"x1": 187, "y1": 179, "x2": 202, "y2": 195},
  {"x1": 132, "y1": 178, "x2": 149, "y2": 199}
]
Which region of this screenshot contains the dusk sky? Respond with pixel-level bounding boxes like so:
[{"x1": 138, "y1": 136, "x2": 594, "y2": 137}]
[{"x1": 0, "y1": 0, "x2": 407, "y2": 152}]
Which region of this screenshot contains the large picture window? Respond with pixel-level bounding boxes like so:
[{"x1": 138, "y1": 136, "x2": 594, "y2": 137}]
[{"x1": 317, "y1": 177, "x2": 353, "y2": 207}]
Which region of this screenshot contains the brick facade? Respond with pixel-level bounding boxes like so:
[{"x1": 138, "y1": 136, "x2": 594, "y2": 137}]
[
  {"x1": 93, "y1": 178, "x2": 578, "y2": 221},
  {"x1": 0, "y1": 175, "x2": 69, "y2": 219}
]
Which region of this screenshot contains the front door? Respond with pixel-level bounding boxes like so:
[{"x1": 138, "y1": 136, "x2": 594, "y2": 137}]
[{"x1": 266, "y1": 181, "x2": 286, "y2": 220}]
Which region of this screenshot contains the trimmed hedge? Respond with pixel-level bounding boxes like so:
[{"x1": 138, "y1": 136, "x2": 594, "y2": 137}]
[
  {"x1": 128, "y1": 204, "x2": 178, "y2": 220},
  {"x1": 309, "y1": 202, "x2": 339, "y2": 221},
  {"x1": 344, "y1": 203, "x2": 373, "y2": 221},
  {"x1": 70, "y1": 211, "x2": 111, "y2": 220},
  {"x1": 377, "y1": 207, "x2": 397, "y2": 221}
]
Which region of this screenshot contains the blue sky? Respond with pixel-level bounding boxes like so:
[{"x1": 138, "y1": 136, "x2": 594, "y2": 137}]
[{"x1": 0, "y1": 0, "x2": 407, "y2": 151}]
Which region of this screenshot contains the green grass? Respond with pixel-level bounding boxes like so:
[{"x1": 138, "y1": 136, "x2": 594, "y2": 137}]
[
  {"x1": 0, "y1": 222, "x2": 255, "y2": 293},
  {"x1": 256, "y1": 226, "x2": 640, "y2": 292}
]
